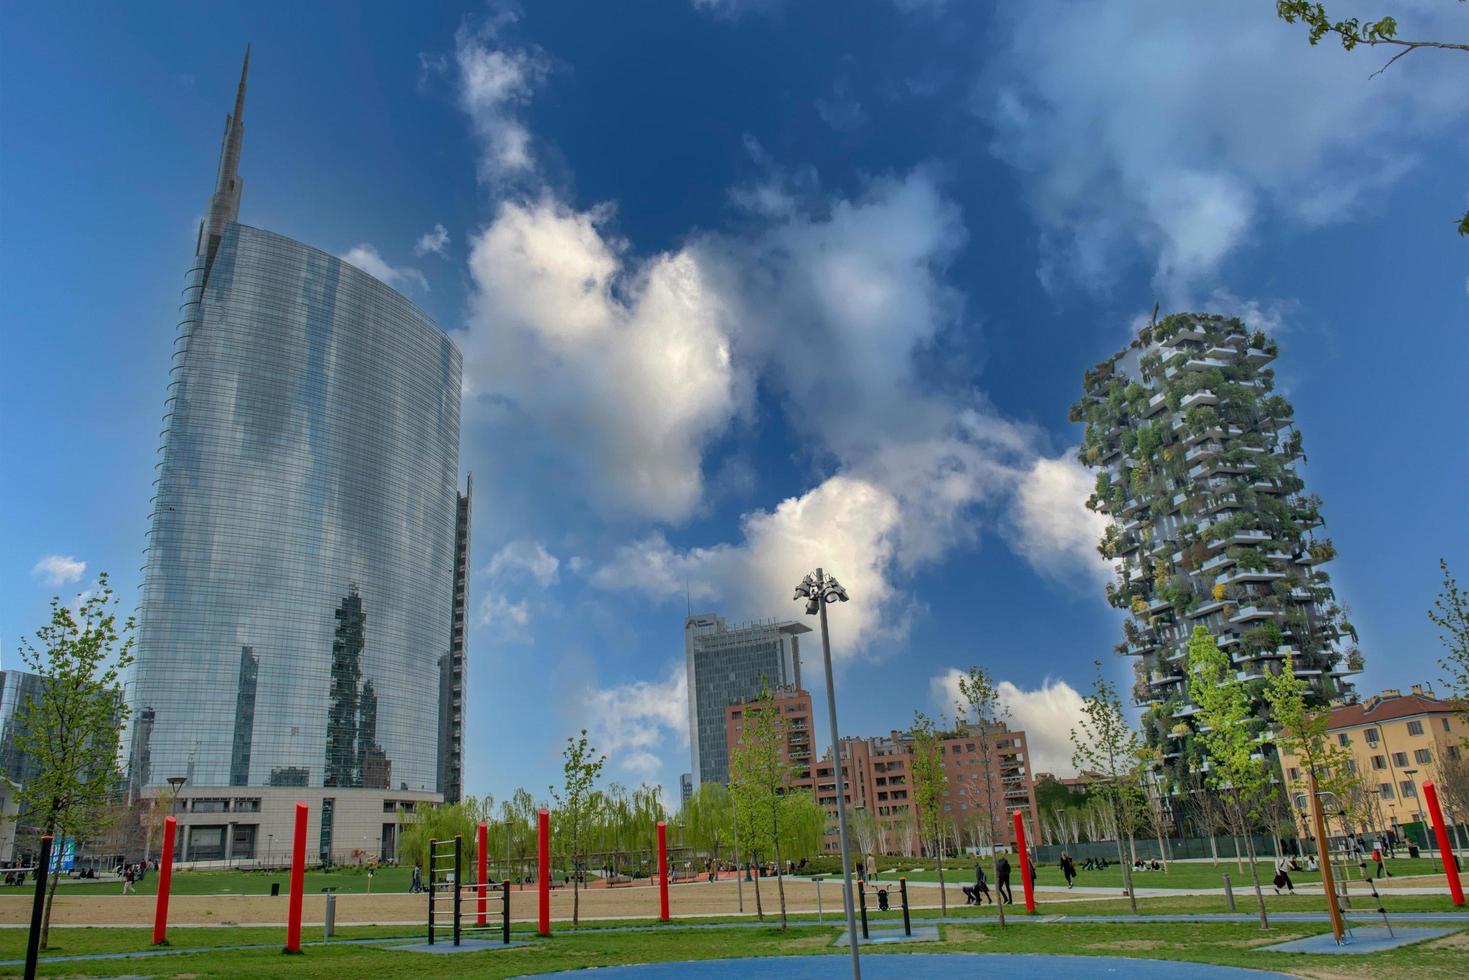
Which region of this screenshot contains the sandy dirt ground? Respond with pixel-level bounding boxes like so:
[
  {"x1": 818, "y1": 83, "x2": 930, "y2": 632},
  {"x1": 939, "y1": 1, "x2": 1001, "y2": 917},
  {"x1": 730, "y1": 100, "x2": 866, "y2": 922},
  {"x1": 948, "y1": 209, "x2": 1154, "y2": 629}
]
[{"x1": 0, "y1": 878, "x2": 1087, "y2": 928}]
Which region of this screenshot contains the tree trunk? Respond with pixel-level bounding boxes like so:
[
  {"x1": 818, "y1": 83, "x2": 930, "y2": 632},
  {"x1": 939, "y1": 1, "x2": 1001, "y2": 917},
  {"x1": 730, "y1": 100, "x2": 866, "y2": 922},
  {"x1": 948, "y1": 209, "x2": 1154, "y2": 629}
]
[
  {"x1": 572, "y1": 851, "x2": 581, "y2": 927},
  {"x1": 40, "y1": 861, "x2": 61, "y2": 950},
  {"x1": 1234, "y1": 832, "x2": 1245, "y2": 872},
  {"x1": 1209, "y1": 833, "x2": 1219, "y2": 867},
  {"x1": 936, "y1": 829, "x2": 947, "y2": 915},
  {"x1": 1115, "y1": 826, "x2": 1137, "y2": 914},
  {"x1": 1238, "y1": 802, "x2": 1269, "y2": 930},
  {"x1": 773, "y1": 836, "x2": 788, "y2": 930},
  {"x1": 752, "y1": 858, "x2": 764, "y2": 920}
]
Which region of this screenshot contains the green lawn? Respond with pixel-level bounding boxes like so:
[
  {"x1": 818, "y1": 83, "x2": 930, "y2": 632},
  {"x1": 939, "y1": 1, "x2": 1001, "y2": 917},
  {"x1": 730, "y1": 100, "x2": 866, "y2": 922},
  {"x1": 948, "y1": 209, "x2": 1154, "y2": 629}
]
[
  {"x1": 883, "y1": 856, "x2": 1449, "y2": 890},
  {"x1": 5, "y1": 918, "x2": 1467, "y2": 979},
  {"x1": 51, "y1": 864, "x2": 413, "y2": 897}
]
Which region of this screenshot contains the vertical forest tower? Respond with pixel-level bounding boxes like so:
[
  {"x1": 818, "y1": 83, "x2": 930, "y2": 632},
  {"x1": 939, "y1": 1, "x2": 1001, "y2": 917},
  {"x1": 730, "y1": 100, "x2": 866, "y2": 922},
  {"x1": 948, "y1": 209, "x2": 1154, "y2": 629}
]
[{"x1": 1073, "y1": 313, "x2": 1362, "y2": 785}]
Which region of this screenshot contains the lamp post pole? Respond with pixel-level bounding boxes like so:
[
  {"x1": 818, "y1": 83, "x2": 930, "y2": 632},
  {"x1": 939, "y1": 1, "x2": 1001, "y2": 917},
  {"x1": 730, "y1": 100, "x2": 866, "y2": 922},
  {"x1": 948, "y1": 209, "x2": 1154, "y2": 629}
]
[{"x1": 796, "y1": 567, "x2": 860, "y2": 980}]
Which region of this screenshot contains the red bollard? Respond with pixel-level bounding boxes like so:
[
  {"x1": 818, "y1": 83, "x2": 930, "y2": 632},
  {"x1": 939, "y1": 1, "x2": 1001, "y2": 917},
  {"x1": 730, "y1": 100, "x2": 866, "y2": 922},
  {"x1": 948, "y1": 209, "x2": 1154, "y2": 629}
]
[
  {"x1": 152, "y1": 816, "x2": 177, "y2": 945},
  {"x1": 284, "y1": 801, "x2": 307, "y2": 954},
  {"x1": 657, "y1": 821, "x2": 670, "y2": 922},
  {"x1": 1423, "y1": 781, "x2": 1464, "y2": 906},
  {"x1": 478, "y1": 822, "x2": 489, "y2": 926},
  {"x1": 538, "y1": 808, "x2": 551, "y2": 936},
  {"x1": 1013, "y1": 811, "x2": 1036, "y2": 914}
]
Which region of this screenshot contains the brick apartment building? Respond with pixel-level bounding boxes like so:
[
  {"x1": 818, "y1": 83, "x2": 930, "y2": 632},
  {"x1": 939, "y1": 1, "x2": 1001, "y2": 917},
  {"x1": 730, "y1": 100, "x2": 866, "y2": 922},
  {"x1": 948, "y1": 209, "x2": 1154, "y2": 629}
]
[{"x1": 725, "y1": 687, "x2": 1039, "y2": 855}]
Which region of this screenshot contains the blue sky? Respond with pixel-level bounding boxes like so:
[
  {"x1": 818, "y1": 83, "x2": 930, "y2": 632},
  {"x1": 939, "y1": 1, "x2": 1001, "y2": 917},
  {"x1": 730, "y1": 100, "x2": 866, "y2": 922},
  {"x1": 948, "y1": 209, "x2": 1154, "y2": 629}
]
[{"x1": 2, "y1": 1, "x2": 1466, "y2": 804}]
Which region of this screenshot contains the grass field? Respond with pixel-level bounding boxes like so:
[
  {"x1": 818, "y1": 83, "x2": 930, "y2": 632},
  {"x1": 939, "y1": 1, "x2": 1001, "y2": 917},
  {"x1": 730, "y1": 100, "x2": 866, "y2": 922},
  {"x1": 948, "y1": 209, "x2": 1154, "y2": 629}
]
[
  {"x1": 887, "y1": 856, "x2": 1447, "y2": 890},
  {"x1": 48, "y1": 855, "x2": 1451, "y2": 898},
  {"x1": 4, "y1": 916, "x2": 1467, "y2": 978}
]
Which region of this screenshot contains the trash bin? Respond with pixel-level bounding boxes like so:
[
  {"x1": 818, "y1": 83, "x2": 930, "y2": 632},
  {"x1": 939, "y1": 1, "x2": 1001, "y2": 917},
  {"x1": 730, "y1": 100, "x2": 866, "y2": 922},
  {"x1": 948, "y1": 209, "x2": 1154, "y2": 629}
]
[
  {"x1": 1408, "y1": 844, "x2": 1420, "y2": 859},
  {"x1": 271, "y1": 882, "x2": 280, "y2": 897}
]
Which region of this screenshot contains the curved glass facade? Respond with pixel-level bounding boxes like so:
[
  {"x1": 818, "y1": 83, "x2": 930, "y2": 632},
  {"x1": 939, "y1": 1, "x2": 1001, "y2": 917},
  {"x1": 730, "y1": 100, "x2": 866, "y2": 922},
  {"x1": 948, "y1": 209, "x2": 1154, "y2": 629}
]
[{"x1": 130, "y1": 223, "x2": 461, "y2": 794}]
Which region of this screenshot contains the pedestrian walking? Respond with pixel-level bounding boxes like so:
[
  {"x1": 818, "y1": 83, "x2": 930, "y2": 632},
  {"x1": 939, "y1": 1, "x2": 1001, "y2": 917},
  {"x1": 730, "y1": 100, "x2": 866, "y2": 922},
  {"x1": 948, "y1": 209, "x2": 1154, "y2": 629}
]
[
  {"x1": 1372, "y1": 842, "x2": 1391, "y2": 878},
  {"x1": 122, "y1": 864, "x2": 136, "y2": 895},
  {"x1": 410, "y1": 863, "x2": 423, "y2": 894},
  {"x1": 1273, "y1": 856, "x2": 1295, "y2": 895},
  {"x1": 965, "y1": 863, "x2": 992, "y2": 904},
  {"x1": 1060, "y1": 852, "x2": 1076, "y2": 889},
  {"x1": 996, "y1": 856, "x2": 1014, "y2": 904}
]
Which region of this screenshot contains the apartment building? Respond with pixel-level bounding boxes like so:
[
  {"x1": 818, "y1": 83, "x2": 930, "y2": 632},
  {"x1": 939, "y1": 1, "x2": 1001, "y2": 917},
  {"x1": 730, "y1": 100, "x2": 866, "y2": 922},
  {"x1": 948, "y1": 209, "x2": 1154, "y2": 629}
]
[{"x1": 1275, "y1": 684, "x2": 1468, "y2": 832}]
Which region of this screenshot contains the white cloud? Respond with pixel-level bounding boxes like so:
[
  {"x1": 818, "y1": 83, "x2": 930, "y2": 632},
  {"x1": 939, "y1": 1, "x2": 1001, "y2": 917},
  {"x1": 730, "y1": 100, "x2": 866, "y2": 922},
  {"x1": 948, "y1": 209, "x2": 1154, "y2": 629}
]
[
  {"x1": 478, "y1": 593, "x2": 531, "y2": 643},
  {"x1": 932, "y1": 669, "x2": 1085, "y2": 777},
  {"x1": 487, "y1": 540, "x2": 560, "y2": 587},
  {"x1": 1006, "y1": 453, "x2": 1110, "y2": 584},
  {"x1": 983, "y1": 0, "x2": 1468, "y2": 299},
  {"x1": 340, "y1": 244, "x2": 428, "y2": 292},
  {"x1": 455, "y1": 21, "x2": 548, "y2": 184},
  {"x1": 413, "y1": 223, "x2": 451, "y2": 257},
  {"x1": 576, "y1": 660, "x2": 689, "y2": 782},
  {"x1": 461, "y1": 196, "x2": 742, "y2": 523},
  {"x1": 32, "y1": 554, "x2": 86, "y2": 586}
]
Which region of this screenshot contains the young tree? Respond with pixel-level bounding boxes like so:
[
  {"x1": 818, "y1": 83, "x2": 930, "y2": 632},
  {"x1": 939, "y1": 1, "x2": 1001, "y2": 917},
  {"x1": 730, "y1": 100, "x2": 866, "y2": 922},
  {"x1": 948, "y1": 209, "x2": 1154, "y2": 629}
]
[
  {"x1": 1183, "y1": 772, "x2": 1229, "y2": 868},
  {"x1": 550, "y1": 729, "x2": 606, "y2": 927},
  {"x1": 909, "y1": 711, "x2": 950, "y2": 913},
  {"x1": 728, "y1": 688, "x2": 795, "y2": 929},
  {"x1": 1070, "y1": 661, "x2": 1142, "y2": 912},
  {"x1": 14, "y1": 574, "x2": 134, "y2": 949},
  {"x1": 1136, "y1": 745, "x2": 1172, "y2": 871},
  {"x1": 1429, "y1": 558, "x2": 1469, "y2": 739},
  {"x1": 1186, "y1": 626, "x2": 1272, "y2": 929},
  {"x1": 847, "y1": 806, "x2": 881, "y2": 867},
  {"x1": 952, "y1": 666, "x2": 1011, "y2": 927}
]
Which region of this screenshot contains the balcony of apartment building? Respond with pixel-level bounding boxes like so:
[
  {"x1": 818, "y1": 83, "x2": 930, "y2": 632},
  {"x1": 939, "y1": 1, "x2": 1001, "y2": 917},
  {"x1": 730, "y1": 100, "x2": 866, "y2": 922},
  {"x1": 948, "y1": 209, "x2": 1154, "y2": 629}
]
[
  {"x1": 1181, "y1": 389, "x2": 1218, "y2": 410},
  {"x1": 1228, "y1": 603, "x2": 1276, "y2": 625},
  {"x1": 1144, "y1": 391, "x2": 1168, "y2": 417}
]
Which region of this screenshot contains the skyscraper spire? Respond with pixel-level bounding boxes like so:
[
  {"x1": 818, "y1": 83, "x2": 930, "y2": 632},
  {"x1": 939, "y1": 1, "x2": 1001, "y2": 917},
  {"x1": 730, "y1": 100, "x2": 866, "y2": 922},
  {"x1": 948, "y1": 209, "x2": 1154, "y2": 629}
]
[{"x1": 198, "y1": 46, "x2": 250, "y2": 277}]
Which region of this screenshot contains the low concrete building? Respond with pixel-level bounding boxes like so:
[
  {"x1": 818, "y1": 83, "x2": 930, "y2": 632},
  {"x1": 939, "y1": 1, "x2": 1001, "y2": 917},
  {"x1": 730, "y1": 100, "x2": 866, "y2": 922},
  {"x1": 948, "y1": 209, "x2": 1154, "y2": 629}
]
[{"x1": 159, "y1": 786, "x2": 440, "y2": 869}]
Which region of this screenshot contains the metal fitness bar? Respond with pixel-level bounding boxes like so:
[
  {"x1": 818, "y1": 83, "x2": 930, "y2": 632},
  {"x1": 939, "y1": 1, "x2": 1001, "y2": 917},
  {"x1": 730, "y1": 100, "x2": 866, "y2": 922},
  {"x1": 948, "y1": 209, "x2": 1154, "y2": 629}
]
[
  {"x1": 454, "y1": 835, "x2": 463, "y2": 947},
  {"x1": 427, "y1": 837, "x2": 437, "y2": 946},
  {"x1": 453, "y1": 879, "x2": 513, "y2": 945}
]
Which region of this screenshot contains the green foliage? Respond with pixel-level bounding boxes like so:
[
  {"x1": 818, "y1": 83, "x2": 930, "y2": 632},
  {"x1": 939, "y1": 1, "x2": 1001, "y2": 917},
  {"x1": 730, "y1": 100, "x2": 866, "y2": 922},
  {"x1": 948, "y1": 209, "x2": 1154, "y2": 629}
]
[
  {"x1": 1184, "y1": 626, "x2": 1273, "y2": 926},
  {"x1": 551, "y1": 729, "x2": 607, "y2": 925},
  {"x1": 14, "y1": 572, "x2": 134, "y2": 950},
  {"x1": 1263, "y1": 654, "x2": 1360, "y2": 803},
  {"x1": 1070, "y1": 661, "x2": 1144, "y2": 911},
  {"x1": 729, "y1": 687, "x2": 796, "y2": 928},
  {"x1": 397, "y1": 797, "x2": 492, "y2": 877},
  {"x1": 909, "y1": 711, "x2": 950, "y2": 913},
  {"x1": 1429, "y1": 558, "x2": 1469, "y2": 740}
]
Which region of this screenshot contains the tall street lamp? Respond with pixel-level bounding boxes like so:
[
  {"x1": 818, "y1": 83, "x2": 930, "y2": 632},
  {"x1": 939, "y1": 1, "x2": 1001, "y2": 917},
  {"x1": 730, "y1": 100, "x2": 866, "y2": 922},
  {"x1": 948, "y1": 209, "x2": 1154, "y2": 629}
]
[{"x1": 794, "y1": 567, "x2": 860, "y2": 979}]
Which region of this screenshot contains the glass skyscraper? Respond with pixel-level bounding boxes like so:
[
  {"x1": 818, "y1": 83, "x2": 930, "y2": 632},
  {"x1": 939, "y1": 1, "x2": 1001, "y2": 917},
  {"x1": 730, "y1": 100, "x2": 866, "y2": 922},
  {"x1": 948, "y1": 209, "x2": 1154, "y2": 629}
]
[
  {"x1": 685, "y1": 613, "x2": 808, "y2": 788},
  {"x1": 128, "y1": 52, "x2": 466, "y2": 811}
]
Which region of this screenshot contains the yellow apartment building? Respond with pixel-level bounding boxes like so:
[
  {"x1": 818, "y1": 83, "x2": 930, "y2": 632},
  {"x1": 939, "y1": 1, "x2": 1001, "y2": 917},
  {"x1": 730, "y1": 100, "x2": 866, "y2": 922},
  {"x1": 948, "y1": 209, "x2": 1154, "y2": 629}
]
[{"x1": 1276, "y1": 684, "x2": 1468, "y2": 837}]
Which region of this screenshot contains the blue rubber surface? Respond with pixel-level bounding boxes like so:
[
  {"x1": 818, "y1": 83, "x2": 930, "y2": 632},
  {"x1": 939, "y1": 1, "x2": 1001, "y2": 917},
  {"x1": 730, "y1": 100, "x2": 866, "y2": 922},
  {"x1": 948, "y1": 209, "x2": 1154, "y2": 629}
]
[{"x1": 522, "y1": 952, "x2": 1290, "y2": 978}]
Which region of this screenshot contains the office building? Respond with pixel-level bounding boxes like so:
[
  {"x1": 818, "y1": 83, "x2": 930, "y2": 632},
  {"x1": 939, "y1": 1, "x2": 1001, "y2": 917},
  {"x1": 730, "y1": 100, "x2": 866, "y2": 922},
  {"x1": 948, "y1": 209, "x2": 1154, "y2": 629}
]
[
  {"x1": 1074, "y1": 313, "x2": 1359, "y2": 785},
  {"x1": 126, "y1": 52, "x2": 467, "y2": 864},
  {"x1": 685, "y1": 613, "x2": 808, "y2": 788}
]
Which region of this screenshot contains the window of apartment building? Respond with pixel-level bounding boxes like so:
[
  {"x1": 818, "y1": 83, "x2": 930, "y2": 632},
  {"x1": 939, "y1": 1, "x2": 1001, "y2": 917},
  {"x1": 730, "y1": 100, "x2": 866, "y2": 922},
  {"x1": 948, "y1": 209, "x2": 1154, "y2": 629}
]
[
  {"x1": 230, "y1": 824, "x2": 257, "y2": 860},
  {"x1": 190, "y1": 798, "x2": 229, "y2": 813},
  {"x1": 1414, "y1": 748, "x2": 1433, "y2": 764},
  {"x1": 187, "y1": 825, "x2": 227, "y2": 861},
  {"x1": 233, "y1": 798, "x2": 261, "y2": 813},
  {"x1": 1365, "y1": 729, "x2": 1379, "y2": 746},
  {"x1": 1344, "y1": 759, "x2": 1358, "y2": 774},
  {"x1": 1379, "y1": 783, "x2": 1394, "y2": 799},
  {"x1": 1444, "y1": 718, "x2": 1452, "y2": 732},
  {"x1": 951, "y1": 745, "x2": 962, "y2": 754},
  {"x1": 1287, "y1": 767, "x2": 1300, "y2": 781},
  {"x1": 1449, "y1": 745, "x2": 1463, "y2": 761},
  {"x1": 1336, "y1": 733, "x2": 1349, "y2": 746},
  {"x1": 966, "y1": 743, "x2": 976, "y2": 752},
  {"x1": 1406, "y1": 720, "x2": 1424, "y2": 736},
  {"x1": 1371, "y1": 755, "x2": 1386, "y2": 770},
  {"x1": 1399, "y1": 781, "x2": 1417, "y2": 798},
  {"x1": 1392, "y1": 752, "x2": 1409, "y2": 767}
]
